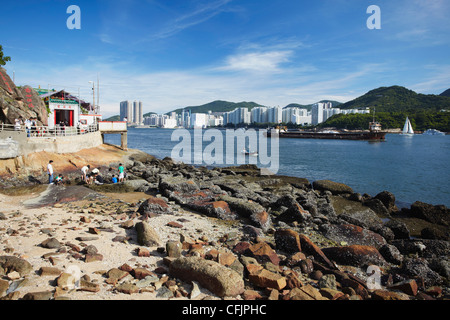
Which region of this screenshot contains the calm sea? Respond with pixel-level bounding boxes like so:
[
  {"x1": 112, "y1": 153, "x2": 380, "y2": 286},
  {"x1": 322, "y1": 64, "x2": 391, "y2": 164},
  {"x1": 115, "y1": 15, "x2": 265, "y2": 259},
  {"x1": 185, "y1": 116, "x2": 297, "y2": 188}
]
[{"x1": 104, "y1": 128, "x2": 450, "y2": 207}]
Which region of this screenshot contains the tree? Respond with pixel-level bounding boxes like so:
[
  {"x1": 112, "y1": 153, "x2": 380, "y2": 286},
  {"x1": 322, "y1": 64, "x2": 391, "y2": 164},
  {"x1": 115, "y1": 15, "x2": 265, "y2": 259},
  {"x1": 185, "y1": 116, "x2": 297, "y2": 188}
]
[{"x1": 0, "y1": 45, "x2": 11, "y2": 66}]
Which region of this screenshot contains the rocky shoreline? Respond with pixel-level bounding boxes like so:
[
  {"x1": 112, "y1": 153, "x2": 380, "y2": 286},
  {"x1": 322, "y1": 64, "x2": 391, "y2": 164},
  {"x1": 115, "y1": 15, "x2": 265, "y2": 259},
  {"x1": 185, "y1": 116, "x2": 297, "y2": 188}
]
[{"x1": 0, "y1": 151, "x2": 449, "y2": 301}]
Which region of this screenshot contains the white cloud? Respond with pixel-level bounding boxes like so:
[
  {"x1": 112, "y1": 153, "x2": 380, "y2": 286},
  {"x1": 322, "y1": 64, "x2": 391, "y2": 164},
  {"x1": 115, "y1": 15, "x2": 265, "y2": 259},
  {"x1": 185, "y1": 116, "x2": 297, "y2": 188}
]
[{"x1": 217, "y1": 51, "x2": 293, "y2": 73}]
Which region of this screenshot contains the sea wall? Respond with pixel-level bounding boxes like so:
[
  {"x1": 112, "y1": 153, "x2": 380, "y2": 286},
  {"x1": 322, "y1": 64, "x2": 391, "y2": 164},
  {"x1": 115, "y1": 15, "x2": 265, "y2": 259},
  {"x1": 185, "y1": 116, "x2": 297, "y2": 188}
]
[{"x1": 0, "y1": 130, "x2": 103, "y2": 160}]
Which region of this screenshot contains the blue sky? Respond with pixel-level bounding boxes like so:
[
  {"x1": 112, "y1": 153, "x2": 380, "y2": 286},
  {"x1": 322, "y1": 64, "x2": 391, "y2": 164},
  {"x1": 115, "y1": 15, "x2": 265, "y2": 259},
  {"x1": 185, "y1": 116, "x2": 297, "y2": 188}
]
[{"x1": 1, "y1": 0, "x2": 449, "y2": 117}]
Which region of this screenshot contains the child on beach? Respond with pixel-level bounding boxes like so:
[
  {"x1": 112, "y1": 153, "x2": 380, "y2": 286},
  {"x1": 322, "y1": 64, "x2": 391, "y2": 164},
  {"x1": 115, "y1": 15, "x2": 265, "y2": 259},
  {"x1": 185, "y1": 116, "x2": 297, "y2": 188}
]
[
  {"x1": 111, "y1": 175, "x2": 118, "y2": 184},
  {"x1": 55, "y1": 174, "x2": 64, "y2": 185},
  {"x1": 118, "y1": 163, "x2": 125, "y2": 183}
]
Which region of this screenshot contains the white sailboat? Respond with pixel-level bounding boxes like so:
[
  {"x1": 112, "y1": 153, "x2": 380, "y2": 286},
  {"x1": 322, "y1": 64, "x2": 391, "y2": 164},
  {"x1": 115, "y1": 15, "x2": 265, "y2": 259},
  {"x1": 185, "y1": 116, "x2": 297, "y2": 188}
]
[{"x1": 401, "y1": 117, "x2": 414, "y2": 135}]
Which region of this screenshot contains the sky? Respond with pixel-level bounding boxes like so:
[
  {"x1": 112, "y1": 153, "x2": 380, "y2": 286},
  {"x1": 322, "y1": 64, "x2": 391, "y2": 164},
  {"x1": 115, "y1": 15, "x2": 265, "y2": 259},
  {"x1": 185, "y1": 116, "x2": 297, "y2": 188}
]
[{"x1": 1, "y1": 0, "x2": 449, "y2": 117}]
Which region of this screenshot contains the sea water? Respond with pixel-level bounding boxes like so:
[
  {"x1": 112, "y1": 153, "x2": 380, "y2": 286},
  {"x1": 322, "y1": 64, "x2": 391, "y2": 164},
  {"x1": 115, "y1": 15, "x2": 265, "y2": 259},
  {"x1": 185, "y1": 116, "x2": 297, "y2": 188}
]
[{"x1": 104, "y1": 128, "x2": 450, "y2": 207}]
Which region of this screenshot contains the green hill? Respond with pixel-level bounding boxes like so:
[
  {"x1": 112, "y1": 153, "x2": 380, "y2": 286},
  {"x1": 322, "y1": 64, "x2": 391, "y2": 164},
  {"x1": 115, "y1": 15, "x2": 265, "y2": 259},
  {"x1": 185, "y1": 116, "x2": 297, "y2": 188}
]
[
  {"x1": 321, "y1": 86, "x2": 450, "y2": 132},
  {"x1": 168, "y1": 100, "x2": 266, "y2": 115},
  {"x1": 104, "y1": 115, "x2": 120, "y2": 121},
  {"x1": 440, "y1": 88, "x2": 450, "y2": 97},
  {"x1": 339, "y1": 86, "x2": 450, "y2": 112}
]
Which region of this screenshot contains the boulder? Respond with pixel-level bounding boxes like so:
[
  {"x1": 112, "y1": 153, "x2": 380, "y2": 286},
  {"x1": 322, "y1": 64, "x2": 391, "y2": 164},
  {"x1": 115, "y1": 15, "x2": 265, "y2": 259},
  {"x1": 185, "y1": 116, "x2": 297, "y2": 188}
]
[
  {"x1": 219, "y1": 195, "x2": 272, "y2": 232},
  {"x1": 298, "y1": 234, "x2": 337, "y2": 270},
  {"x1": 0, "y1": 256, "x2": 33, "y2": 277},
  {"x1": 274, "y1": 229, "x2": 302, "y2": 254},
  {"x1": 169, "y1": 256, "x2": 244, "y2": 297},
  {"x1": 246, "y1": 242, "x2": 280, "y2": 266},
  {"x1": 321, "y1": 245, "x2": 387, "y2": 267},
  {"x1": 313, "y1": 180, "x2": 353, "y2": 195},
  {"x1": 137, "y1": 196, "x2": 171, "y2": 215},
  {"x1": 374, "y1": 191, "x2": 399, "y2": 213},
  {"x1": 410, "y1": 201, "x2": 450, "y2": 226},
  {"x1": 135, "y1": 221, "x2": 161, "y2": 247},
  {"x1": 320, "y1": 223, "x2": 387, "y2": 249},
  {"x1": 401, "y1": 258, "x2": 442, "y2": 286},
  {"x1": 0, "y1": 68, "x2": 48, "y2": 126}
]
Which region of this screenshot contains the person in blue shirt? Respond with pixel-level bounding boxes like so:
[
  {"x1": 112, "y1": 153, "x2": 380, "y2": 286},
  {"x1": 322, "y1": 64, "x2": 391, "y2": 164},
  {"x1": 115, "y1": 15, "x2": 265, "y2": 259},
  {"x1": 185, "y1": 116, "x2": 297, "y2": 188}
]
[{"x1": 112, "y1": 175, "x2": 118, "y2": 184}]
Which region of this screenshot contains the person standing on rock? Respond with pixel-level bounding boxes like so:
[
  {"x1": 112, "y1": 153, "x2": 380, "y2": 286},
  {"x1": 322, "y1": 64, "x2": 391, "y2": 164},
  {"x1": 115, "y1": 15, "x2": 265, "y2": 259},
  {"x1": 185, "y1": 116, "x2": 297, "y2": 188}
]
[
  {"x1": 81, "y1": 164, "x2": 90, "y2": 183},
  {"x1": 118, "y1": 163, "x2": 125, "y2": 183},
  {"x1": 47, "y1": 160, "x2": 54, "y2": 184}
]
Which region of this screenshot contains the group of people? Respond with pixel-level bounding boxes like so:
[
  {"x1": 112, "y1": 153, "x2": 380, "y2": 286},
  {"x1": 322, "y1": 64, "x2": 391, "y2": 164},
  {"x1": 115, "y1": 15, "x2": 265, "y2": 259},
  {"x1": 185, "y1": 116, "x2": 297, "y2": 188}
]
[
  {"x1": 46, "y1": 161, "x2": 126, "y2": 186},
  {"x1": 15, "y1": 117, "x2": 43, "y2": 137},
  {"x1": 81, "y1": 163, "x2": 126, "y2": 185}
]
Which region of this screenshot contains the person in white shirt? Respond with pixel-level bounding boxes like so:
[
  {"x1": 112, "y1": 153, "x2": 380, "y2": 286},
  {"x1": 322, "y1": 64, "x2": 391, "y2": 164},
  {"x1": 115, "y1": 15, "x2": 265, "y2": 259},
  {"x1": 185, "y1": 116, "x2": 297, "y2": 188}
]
[
  {"x1": 81, "y1": 165, "x2": 90, "y2": 182},
  {"x1": 47, "y1": 160, "x2": 54, "y2": 184}
]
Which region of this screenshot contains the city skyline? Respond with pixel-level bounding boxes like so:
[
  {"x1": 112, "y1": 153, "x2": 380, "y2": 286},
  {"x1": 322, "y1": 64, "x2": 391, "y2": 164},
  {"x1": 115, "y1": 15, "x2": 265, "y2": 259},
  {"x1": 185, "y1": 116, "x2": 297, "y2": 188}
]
[{"x1": 1, "y1": 1, "x2": 449, "y2": 118}]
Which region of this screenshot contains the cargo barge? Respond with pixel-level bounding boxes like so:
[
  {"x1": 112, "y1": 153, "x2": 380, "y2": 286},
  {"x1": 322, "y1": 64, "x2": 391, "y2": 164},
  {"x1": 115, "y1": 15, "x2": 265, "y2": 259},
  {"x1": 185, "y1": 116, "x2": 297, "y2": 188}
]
[{"x1": 265, "y1": 122, "x2": 387, "y2": 141}]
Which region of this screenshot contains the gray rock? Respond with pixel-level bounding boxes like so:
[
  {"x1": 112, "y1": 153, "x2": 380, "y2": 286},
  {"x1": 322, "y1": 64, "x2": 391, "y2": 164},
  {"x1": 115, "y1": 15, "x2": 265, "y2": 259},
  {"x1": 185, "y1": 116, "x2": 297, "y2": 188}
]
[
  {"x1": 40, "y1": 238, "x2": 62, "y2": 249},
  {"x1": 318, "y1": 274, "x2": 337, "y2": 290},
  {"x1": 379, "y1": 244, "x2": 403, "y2": 265},
  {"x1": 401, "y1": 258, "x2": 442, "y2": 286},
  {"x1": 169, "y1": 256, "x2": 244, "y2": 297},
  {"x1": 0, "y1": 256, "x2": 33, "y2": 277},
  {"x1": 313, "y1": 180, "x2": 353, "y2": 195},
  {"x1": 135, "y1": 221, "x2": 161, "y2": 247}
]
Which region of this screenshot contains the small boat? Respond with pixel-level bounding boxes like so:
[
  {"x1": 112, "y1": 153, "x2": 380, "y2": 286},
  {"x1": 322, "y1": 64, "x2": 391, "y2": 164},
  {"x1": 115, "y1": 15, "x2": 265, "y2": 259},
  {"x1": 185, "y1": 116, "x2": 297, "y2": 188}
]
[
  {"x1": 423, "y1": 129, "x2": 445, "y2": 136},
  {"x1": 401, "y1": 117, "x2": 414, "y2": 135},
  {"x1": 242, "y1": 149, "x2": 258, "y2": 156}
]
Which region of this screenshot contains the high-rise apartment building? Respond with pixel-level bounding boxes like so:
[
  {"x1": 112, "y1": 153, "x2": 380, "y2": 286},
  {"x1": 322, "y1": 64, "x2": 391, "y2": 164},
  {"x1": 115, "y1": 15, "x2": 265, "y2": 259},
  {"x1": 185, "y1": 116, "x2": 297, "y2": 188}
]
[{"x1": 120, "y1": 100, "x2": 143, "y2": 124}]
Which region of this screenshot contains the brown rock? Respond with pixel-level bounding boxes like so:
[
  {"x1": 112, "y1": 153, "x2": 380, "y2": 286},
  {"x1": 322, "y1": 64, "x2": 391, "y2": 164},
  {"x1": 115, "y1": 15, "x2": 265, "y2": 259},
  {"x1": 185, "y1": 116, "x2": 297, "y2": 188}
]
[
  {"x1": 218, "y1": 252, "x2": 236, "y2": 267},
  {"x1": 247, "y1": 242, "x2": 280, "y2": 266},
  {"x1": 288, "y1": 285, "x2": 323, "y2": 300},
  {"x1": 298, "y1": 234, "x2": 336, "y2": 270},
  {"x1": 243, "y1": 289, "x2": 263, "y2": 300},
  {"x1": 39, "y1": 267, "x2": 62, "y2": 276},
  {"x1": 106, "y1": 268, "x2": 129, "y2": 285},
  {"x1": 389, "y1": 279, "x2": 418, "y2": 296},
  {"x1": 320, "y1": 288, "x2": 345, "y2": 300},
  {"x1": 136, "y1": 247, "x2": 151, "y2": 257},
  {"x1": 167, "y1": 221, "x2": 183, "y2": 228},
  {"x1": 274, "y1": 229, "x2": 302, "y2": 254},
  {"x1": 85, "y1": 253, "x2": 103, "y2": 263},
  {"x1": 133, "y1": 268, "x2": 156, "y2": 280},
  {"x1": 22, "y1": 291, "x2": 54, "y2": 300},
  {"x1": 79, "y1": 279, "x2": 100, "y2": 292},
  {"x1": 248, "y1": 269, "x2": 286, "y2": 290},
  {"x1": 116, "y1": 283, "x2": 139, "y2": 294},
  {"x1": 371, "y1": 289, "x2": 408, "y2": 300}
]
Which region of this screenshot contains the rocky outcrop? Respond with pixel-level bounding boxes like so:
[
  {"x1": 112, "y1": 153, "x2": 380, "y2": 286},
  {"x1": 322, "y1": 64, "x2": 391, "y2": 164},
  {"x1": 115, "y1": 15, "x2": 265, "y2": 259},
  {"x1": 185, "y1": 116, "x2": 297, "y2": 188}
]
[
  {"x1": 0, "y1": 67, "x2": 47, "y2": 125},
  {"x1": 1, "y1": 150, "x2": 449, "y2": 301}
]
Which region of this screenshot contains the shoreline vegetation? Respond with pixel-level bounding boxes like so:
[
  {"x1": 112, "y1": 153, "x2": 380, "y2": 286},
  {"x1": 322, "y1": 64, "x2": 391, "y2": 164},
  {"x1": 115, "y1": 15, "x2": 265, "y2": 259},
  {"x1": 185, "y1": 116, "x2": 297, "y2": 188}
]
[{"x1": 0, "y1": 144, "x2": 448, "y2": 301}]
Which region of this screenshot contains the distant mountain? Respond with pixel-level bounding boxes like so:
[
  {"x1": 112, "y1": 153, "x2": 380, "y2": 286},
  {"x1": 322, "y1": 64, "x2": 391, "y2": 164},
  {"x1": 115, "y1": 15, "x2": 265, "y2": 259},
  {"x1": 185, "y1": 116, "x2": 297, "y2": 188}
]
[
  {"x1": 440, "y1": 88, "x2": 450, "y2": 97},
  {"x1": 284, "y1": 100, "x2": 342, "y2": 111},
  {"x1": 339, "y1": 85, "x2": 450, "y2": 112},
  {"x1": 104, "y1": 115, "x2": 120, "y2": 121},
  {"x1": 169, "y1": 100, "x2": 266, "y2": 115}
]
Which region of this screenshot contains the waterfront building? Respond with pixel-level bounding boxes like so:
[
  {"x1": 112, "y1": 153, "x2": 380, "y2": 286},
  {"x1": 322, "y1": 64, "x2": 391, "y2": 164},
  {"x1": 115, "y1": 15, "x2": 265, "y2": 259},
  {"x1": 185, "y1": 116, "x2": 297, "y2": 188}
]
[{"x1": 38, "y1": 89, "x2": 94, "y2": 130}]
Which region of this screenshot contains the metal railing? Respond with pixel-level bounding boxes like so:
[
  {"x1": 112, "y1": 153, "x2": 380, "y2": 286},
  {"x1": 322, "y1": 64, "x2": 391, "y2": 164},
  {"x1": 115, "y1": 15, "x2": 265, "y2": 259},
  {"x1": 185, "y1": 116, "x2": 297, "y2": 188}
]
[{"x1": 0, "y1": 123, "x2": 99, "y2": 138}]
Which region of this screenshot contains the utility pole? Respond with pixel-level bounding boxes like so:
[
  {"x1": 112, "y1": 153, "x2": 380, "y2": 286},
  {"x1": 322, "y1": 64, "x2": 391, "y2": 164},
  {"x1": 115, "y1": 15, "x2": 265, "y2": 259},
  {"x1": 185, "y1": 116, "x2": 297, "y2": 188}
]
[{"x1": 88, "y1": 81, "x2": 95, "y2": 114}]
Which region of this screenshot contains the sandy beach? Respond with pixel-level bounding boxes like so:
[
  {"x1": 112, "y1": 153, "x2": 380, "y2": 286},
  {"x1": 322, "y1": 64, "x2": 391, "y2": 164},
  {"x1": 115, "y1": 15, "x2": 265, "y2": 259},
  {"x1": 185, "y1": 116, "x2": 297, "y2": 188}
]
[{"x1": 0, "y1": 185, "x2": 242, "y2": 300}]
